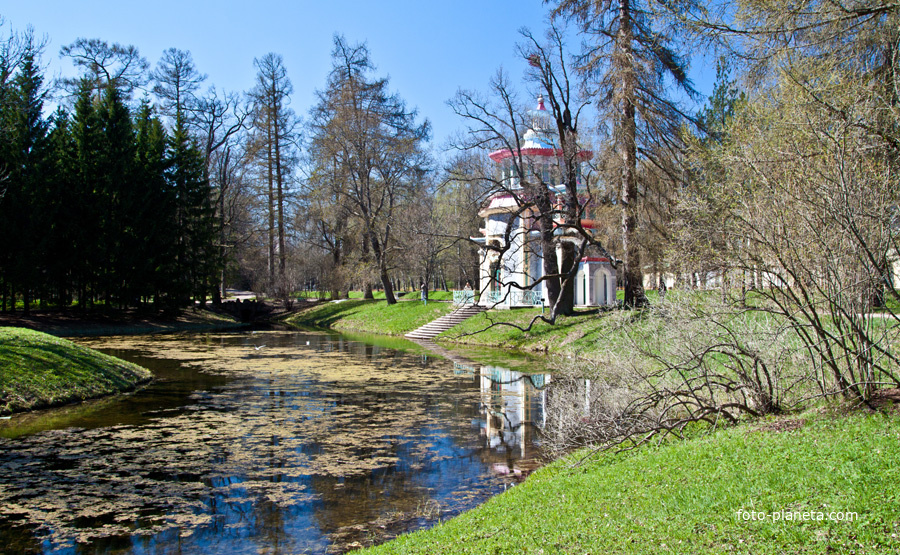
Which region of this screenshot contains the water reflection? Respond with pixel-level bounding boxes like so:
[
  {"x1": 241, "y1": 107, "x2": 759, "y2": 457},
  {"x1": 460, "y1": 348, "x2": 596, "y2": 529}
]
[
  {"x1": 479, "y1": 366, "x2": 548, "y2": 458},
  {"x1": 0, "y1": 331, "x2": 549, "y2": 554}
]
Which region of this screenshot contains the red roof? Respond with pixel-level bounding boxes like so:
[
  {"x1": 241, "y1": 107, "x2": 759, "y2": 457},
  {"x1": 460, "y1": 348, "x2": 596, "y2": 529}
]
[{"x1": 489, "y1": 147, "x2": 592, "y2": 162}]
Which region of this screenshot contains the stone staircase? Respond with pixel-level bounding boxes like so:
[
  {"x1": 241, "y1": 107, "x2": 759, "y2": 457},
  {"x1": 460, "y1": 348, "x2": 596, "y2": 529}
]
[{"x1": 404, "y1": 304, "x2": 486, "y2": 340}]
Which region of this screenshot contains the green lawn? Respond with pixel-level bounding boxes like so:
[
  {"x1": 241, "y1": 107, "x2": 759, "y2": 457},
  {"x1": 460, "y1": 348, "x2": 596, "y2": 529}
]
[
  {"x1": 364, "y1": 409, "x2": 900, "y2": 554},
  {"x1": 0, "y1": 327, "x2": 152, "y2": 414},
  {"x1": 437, "y1": 306, "x2": 627, "y2": 356},
  {"x1": 285, "y1": 293, "x2": 617, "y2": 353},
  {"x1": 285, "y1": 291, "x2": 773, "y2": 360},
  {"x1": 398, "y1": 290, "x2": 456, "y2": 301},
  {"x1": 284, "y1": 298, "x2": 454, "y2": 336}
]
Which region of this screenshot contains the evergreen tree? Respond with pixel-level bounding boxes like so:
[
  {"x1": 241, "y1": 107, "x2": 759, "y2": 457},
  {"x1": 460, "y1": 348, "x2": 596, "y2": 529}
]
[
  {"x1": 697, "y1": 58, "x2": 744, "y2": 146},
  {"x1": 96, "y1": 83, "x2": 136, "y2": 306},
  {"x1": 71, "y1": 78, "x2": 104, "y2": 306},
  {"x1": 0, "y1": 44, "x2": 16, "y2": 311},
  {"x1": 0, "y1": 28, "x2": 221, "y2": 313},
  {"x1": 43, "y1": 109, "x2": 78, "y2": 306},
  {"x1": 168, "y1": 120, "x2": 217, "y2": 306},
  {"x1": 0, "y1": 46, "x2": 48, "y2": 313},
  {"x1": 134, "y1": 99, "x2": 175, "y2": 307}
]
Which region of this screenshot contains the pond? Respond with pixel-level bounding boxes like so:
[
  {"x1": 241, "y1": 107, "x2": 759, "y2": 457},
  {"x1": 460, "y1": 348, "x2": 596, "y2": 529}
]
[{"x1": 0, "y1": 331, "x2": 550, "y2": 554}]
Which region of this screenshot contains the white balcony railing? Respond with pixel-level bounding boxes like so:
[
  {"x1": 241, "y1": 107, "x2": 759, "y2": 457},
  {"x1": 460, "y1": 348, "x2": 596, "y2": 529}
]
[
  {"x1": 482, "y1": 289, "x2": 542, "y2": 306},
  {"x1": 452, "y1": 289, "x2": 476, "y2": 305}
]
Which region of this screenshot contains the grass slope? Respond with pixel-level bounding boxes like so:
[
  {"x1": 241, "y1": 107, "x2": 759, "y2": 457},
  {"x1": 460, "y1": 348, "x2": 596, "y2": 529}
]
[
  {"x1": 284, "y1": 299, "x2": 454, "y2": 336},
  {"x1": 287, "y1": 290, "x2": 641, "y2": 355},
  {"x1": 283, "y1": 296, "x2": 605, "y2": 350},
  {"x1": 364, "y1": 411, "x2": 900, "y2": 554},
  {"x1": 438, "y1": 307, "x2": 623, "y2": 356},
  {"x1": 0, "y1": 327, "x2": 152, "y2": 415}
]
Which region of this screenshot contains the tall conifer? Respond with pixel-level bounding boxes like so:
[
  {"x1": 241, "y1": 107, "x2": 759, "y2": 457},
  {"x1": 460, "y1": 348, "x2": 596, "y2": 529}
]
[
  {"x1": 134, "y1": 99, "x2": 175, "y2": 307},
  {"x1": 97, "y1": 84, "x2": 136, "y2": 306},
  {"x1": 44, "y1": 109, "x2": 78, "y2": 306},
  {"x1": 552, "y1": 0, "x2": 698, "y2": 307},
  {"x1": 72, "y1": 79, "x2": 103, "y2": 306},
  {"x1": 168, "y1": 120, "x2": 216, "y2": 305},
  {"x1": 2, "y1": 47, "x2": 48, "y2": 312}
]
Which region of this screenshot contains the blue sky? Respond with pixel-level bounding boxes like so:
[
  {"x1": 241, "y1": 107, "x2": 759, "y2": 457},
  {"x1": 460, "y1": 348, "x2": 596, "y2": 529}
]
[{"x1": 2, "y1": 0, "x2": 715, "y2": 152}]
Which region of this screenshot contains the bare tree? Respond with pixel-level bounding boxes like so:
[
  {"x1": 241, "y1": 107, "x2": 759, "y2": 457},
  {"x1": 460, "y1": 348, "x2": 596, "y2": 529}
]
[
  {"x1": 150, "y1": 47, "x2": 205, "y2": 127},
  {"x1": 192, "y1": 87, "x2": 246, "y2": 175},
  {"x1": 449, "y1": 26, "x2": 610, "y2": 324},
  {"x1": 543, "y1": 296, "x2": 801, "y2": 458},
  {"x1": 59, "y1": 37, "x2": 148, "y2": 99},
  {"x1": 300, "y1": 150, "x2": 355, "y2": 299},
  {"x1": 193, "y1": 89, "x2": 247, "y2": 302},
  {"x1": 520, "y1": 24, "x2": 615, "y2": 315},
  {"x1": 551, "y1": 0, "x2": 699, "y2": 307},
  {"x1": 680, "y1": 1, "x2": 900, "y2": 401},
  {"x1": 249, "y1": 53, "x2": 298, "y2": 292},
  {"x1": 449, "y1": 71, "x2": 563, "y2": 311},
  {"x1": 435, "y1": 153, "x2": 490, "y2": 289},
  {"x1": 306, "y1": 35, "x2": 430, "y2": 305}
]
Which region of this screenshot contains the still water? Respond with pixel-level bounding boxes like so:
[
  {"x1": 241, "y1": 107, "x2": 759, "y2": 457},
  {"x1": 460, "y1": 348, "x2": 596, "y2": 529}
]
[{"x1": 0, "y1": 331, "x2": 549, "y2": 554}]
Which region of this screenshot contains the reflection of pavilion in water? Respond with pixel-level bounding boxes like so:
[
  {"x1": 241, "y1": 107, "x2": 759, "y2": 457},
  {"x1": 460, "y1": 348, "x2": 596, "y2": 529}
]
[
  {"x1": 477, "y1": 366, "x2": 549, "y2": 460},
  {"x1": 269, "y1": 336, "x2": 550, "y2": 463}
]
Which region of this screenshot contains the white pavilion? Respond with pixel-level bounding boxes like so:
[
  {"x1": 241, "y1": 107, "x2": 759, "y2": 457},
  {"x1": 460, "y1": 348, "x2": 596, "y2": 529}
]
[{"x1": 469, "y1": 96, "x2": 617, "y2": 309}]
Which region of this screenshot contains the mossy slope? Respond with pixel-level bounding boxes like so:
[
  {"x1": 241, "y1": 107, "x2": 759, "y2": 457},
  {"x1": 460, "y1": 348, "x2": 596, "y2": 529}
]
[{"x1": 0, "y1": 327, "x2": 152, "y2": 414}]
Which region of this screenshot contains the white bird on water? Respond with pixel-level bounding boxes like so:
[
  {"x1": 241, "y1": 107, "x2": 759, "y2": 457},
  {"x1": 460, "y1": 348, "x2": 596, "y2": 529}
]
[{"x1": 253, "y1": 344, "x2": 266, "y2": 350}]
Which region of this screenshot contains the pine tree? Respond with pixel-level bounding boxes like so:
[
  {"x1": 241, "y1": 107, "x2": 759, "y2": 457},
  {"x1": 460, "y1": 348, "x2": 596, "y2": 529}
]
[
  {"x1": 72, "y1": 78, "x2": 105, "y2": 307},
  {"x1": 168, "y1": 120, "x2": 216, "y2": 306},
  {"x1": 134, "y1": 99, "x2": 175, "y2": 307},
  {"x1": 150, "y1": 48, "x2": 205, "y2": 127},
  {"x1": 43, "y1": 109, "x2": 78, "y2": 306},
  {"x1": 1, "y1": 46, "x2": 49, "y2": 313}
]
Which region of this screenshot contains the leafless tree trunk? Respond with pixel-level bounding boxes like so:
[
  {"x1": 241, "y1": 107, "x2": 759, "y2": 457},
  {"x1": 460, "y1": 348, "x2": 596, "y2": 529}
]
[
  {"x1": 552, "y1": 0, "x2": 698, "y2": 307},
  {"x1": 250, "y1": 53, "x2": 297, "y2": 296},
  {"x1": 306, "y1": 36, "x2": 429, "y2": 305}
]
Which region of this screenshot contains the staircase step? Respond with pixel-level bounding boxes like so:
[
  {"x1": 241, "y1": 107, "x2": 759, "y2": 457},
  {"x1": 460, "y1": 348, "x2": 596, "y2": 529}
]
[{"x1": 404, "y1": 305, "x2": 486, "y2": 340}]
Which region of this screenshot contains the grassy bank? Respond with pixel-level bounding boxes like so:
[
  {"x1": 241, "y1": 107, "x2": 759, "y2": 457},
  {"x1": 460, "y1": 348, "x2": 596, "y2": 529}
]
[
  {"x1": 283, "y1": 296, "x2": 600, "y2": 352},
  {"x1": 284, "y1": 299, "x2": 454, "y2": 336},
  {"x1": 286, "y1": 297, "x2": 899, "y2": 553},
  {"x1": 0, "y1": 327, "x2": 152, "y2": 415},
  {"x1": 285, "y1": 292, "x2": 642, "y2": 357},
  {"x1": 363, "y1": 409, "x2": 900, "y2": 554},
  {"x1": 437, "y1": 307, "x2": 613, "y2": 355}
]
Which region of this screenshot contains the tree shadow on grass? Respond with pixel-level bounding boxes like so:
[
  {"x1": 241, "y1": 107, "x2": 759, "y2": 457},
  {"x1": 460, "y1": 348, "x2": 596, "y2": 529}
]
[{"x1": 302, "y1": 300, "x2": 373, "y2": 328}]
